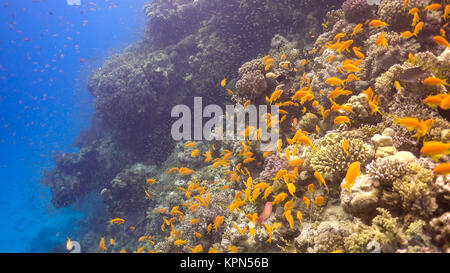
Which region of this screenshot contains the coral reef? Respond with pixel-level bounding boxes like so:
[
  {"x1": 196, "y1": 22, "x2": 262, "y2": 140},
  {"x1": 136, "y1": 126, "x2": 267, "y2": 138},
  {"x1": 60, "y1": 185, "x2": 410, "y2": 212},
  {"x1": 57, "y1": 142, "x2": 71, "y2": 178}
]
[
  {"x1": 342, "y1": 0, "x2": 374, "y2": 23},
  {"x1": 42, "y1": 0, "x2": 450, "y2": 253}
]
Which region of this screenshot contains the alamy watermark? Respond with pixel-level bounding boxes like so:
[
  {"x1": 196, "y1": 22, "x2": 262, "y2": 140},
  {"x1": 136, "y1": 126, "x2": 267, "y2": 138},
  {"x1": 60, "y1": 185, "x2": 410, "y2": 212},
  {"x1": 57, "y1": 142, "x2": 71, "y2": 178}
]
[{"x1": 171, "y1": 97, "x2": 280, "y2": 151}]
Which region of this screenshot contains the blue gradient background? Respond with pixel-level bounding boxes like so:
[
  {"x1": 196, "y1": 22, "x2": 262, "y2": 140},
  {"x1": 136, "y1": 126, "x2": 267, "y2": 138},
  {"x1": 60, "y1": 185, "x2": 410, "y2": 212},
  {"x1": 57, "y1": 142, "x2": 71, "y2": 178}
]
[{"x1": 0, "y1": 0, "x2": 148, "y2": 252}]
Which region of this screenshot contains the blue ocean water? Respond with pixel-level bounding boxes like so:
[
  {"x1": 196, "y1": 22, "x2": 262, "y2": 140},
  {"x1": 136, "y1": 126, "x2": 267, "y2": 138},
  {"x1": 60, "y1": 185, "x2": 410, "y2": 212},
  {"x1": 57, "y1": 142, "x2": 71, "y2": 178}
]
[{"x1": 0, "y1": 0, "x2": 148, "y2": 252}]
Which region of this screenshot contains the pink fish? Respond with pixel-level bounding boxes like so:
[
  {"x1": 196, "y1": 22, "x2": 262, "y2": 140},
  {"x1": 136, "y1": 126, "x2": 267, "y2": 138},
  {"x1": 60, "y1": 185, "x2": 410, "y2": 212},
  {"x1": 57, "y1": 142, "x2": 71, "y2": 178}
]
[{"x1": 257, "y1": 202, "x2": 272, "y2": 226}]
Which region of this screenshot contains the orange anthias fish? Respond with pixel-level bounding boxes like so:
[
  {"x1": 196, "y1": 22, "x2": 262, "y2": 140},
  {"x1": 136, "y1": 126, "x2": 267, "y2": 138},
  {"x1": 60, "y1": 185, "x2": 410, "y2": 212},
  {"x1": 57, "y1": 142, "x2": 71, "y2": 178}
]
[
  {"x1": 334, "y1": 116, "x2": 350, "y2": 125},
  {"x1": 423, "y1": 94, "x2": 447, "y2": 108},
  {"x1": 302, "y1": 196, "x2": 310, "y2": 208},
  {"x1": 433, "y1": 162, "x2": 450, "y2": 175},
  {"x1": 400, "y1": 31, "x2": 414, "y2": 39},
  {"x1": 109, "y1": 218, "x2": 125, "y2": 225},
  {"x1": 178, "y1": 167, "x2": 195, "y2": 175},
  {"x1": 350, "y1": 24, "x2": 363, "y2": 37},
  {"x1": 433, "y1": 36, "x2": 450, "y2": 47},
  {"x1": 440, "y1": 95, "x2": 450, "y2": 110},
  {"x1": 424, "y1": 3, "x2": 442, "y2": 11},
  {"x1": 314, "y1": 170, "x2": 329, "y2": 193},
  {"x1": 413, "y1": 21, "x2": 424, "y2": 36},
  {"x1": 420, "y1": 141, "x2": 450, "y2": 161},
  {"x1": 375, "y1": 32, "x2": 388, "y2": 49},
  {"x1": 342, "y1": 161, "x2": 360, "y2": 194},
  {"x1": 266, "y1": 89, "x2": 283, "y2": 105},
  {"x1": 314, "y1": 196, "x2": 325, "y2": 207},
  {"x1": 214, "y1": 215, "x2": 224, "y2": 231},
  {"x1": 442, "y1": 5, "x2": 450, "y2": 20},
  {"x1": 342, "y1": 139, "x2": 350, "y2": 155},
  {"x1": 369, "y1": 20, "x2": 389, "y2": 28},
  {"x1": 221, "y1": 78, "x2": 227, "y2": 87},
  {"x1": 395, "y1": 116, "x2": 421, "y2": 131},
  {"x1": 325, "y1": 77, "x2": 345, "y2": 86},
  {"x1": 174, "y1": 239, "x2": 187, "y2": 247},
  {"x1": 423, "y1": 77, "x2": 449, "y2": 86},
  {"x1": 146, "y1": 178, "x2": 156, "y2": 185},
  {"x1": 99, "y1": 237, "x2": 107, "y2": 251}
]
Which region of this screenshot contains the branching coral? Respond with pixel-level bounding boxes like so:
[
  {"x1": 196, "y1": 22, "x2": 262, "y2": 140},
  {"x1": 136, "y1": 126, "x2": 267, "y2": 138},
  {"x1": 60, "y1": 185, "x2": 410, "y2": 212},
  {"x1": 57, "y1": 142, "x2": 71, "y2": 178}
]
[
  {"x1": 309, "y1": 133, "x2": 373, "y2": 184},
  {"x1": 344, "y1": 208, "x2": 399, "y2": 253},
  {"x1": 366, "y1": 152, "x2": 438, "y2": 220}
]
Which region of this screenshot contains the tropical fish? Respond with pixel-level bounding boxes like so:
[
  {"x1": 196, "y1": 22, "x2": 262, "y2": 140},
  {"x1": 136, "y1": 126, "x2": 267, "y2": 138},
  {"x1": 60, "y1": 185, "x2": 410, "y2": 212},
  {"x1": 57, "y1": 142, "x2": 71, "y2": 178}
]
[
  {"x1": 369, "y1": 19, "x2": 389, "y2": 28},
  {"x1": 146, "y1": 178, "x2": 156, "y2": 184},
  {"x1": 400, "y1": 31, "x2": 414, "y2": 39},
  {"x1": 285, "y1": 210, "x2": 294, "y2": 230},
  {"x1": 296, "y1": 210, "x2": 303, "y2": 224},
  {"x1": 190, "y1": 149, "x2": 200, "y2": 157},
  {"x1": 433, "y1": 36, "x2": 449, "y2": 47},
  {"x1": 433, "y1": 162, "x2": 450, "y2": 175},
  {"x1": 264, "y1": 224, "x2": 273, "y2": 244},
  {"x1": 99, "y1": 237, "x2": 107, "y2": 251},
  {"x1": 403, "y1": 0, "x2": 409, "y2": 11},
  {"x1": 109, "y1": 218, "x2": 125, "y2": 225},
  {"x1": 287, "y1": 183, "x2": 296, "y2": 197},
  {"x1": 314, "y1": 196, "x2": 325, "y2": 207},
  {"x1": 350, "y1": 24, "x2": 363, "y2": 37},
  {"x1": 440, "y1": 95, "x2": 450, "y2": 110},
  {"x1": 424, "y1": 3, "x2": 442, "y2": 11},
  {"x1": 420, "y1": 141, "x2": 450, "y2": 161},
  {"x1": 272, "y1": 192, "x2": 288, "y2": 205},
  {"x1": 394, "y1": 81, "x2": 403, "y2": 92},
  {"x1": 375, "y1": 32, "x2": 388, "y2": 49},
  {"x1": 342, "y1": 161, "x2": 360, "y2": 194},
  {"x1": 188, "y1": 244, "x2": 203, "y2": 253},
  {"x1": 337, "y1": 40, "x2": 354, "y2": 53},
  {"x1": 178, "y1": 167, "x2": 195, "y2": 175},
  {"x1": 314, "y1": 171, "x2": 329, "y2": 193},
  {"x1": 302, "y1": 196, "x2": 310, "y2": 208},
  {"x1": 413, "y1": 21, "x2": 423, "y2": 36},
  {"x1": 184, "y1": 142, "x2": 196, "y2": 148},
  {"x1": 423, "y1": 94, "x2": 447, "y2": 108},
  {"x1": 174, "y1": 239, "x2": 187, "y2": 247},
  {"x1": 334, "y1": 116, "x2": 350, "y2": 125},
  {"x1": 257, "y1": 202, "x2": 273, "y2": 226},
  {"x1": 423, "y1": 77, "x2": 449, "y2": 86},
  {"x1": 411, "y1": 12, "x2": 420, "y2": 27},
  {"x1": 325, "y1": 77, "x2": 345, "y2": 86},
  {"x1": 352, "y1": 47, "x2": 365, "y2": 59},
  {"x1": 221, "y1": 78, "x2": 227, "y2": 87},
  {"x1": 214, "y1": 216, "x2": 224, "y2": 231},
  {"x1": 266, "y1": 89, "x2": 283, "y2": 104},
  {"x1": 342, "y1": 139, "x2": 350, "y2": 155},
  {"x1": 442, "y1": 5, "x2": 450, "y2": 20}
]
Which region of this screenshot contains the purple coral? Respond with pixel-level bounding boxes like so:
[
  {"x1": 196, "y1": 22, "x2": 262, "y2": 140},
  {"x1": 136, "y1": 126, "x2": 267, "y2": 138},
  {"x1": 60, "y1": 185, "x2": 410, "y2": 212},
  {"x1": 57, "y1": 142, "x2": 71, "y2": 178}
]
[
  {"x1": 259, "y1": 155, "x2": 288, "y2": 182},
  {"x1": 342, "y1": 0, "x2": 372, "y2": 23}
]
